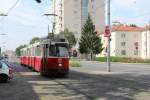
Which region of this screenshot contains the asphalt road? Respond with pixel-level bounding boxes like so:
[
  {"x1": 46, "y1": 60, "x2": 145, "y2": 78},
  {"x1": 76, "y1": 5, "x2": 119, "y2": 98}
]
[
  {"x1": 72, "y1": 61, "x2": 150, "y2": 75},
  {"x1": 0, "y1": 61, "x2": 150, "y2": 100}
]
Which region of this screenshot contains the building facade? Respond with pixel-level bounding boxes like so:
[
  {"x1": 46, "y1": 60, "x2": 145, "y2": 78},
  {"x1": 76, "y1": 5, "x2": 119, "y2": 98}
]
[
  {"x1": 141, "y1": 26, "x2": 150, "y2": 59},
  {"x1": 101, "y1": 25, "x2": 145, "y2": 58},
  {"x1": 52, "y1": 0, "x2": 105, "y2": 40}
]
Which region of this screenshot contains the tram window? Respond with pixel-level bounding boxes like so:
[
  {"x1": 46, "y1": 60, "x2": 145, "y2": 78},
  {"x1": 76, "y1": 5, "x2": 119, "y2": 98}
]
[
  {"x1": 49, "y1": 45, "x2": 56, "y2": 56},
  {"x1": 46, "y1": 44, "x2": 49, "y2": 48},
  {"x1": 49, "y1": 44, "x2": 69, "y2": 57},
  {"x1": 58, "y1": 46, "x2": 69, "y2": 57},
  {"x1": 35, "y1": 47, "x2": 41, "y2": 56}
]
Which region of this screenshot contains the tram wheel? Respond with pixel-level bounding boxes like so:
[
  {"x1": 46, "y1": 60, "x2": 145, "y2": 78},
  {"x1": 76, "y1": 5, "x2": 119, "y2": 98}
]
[{"x1": 40, "y1": 68, "x2": 46, "y2": 76}]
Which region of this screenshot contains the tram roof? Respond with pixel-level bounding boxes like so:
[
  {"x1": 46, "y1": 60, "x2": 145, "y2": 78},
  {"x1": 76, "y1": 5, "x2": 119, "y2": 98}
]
[
  {"x1": 20, "y1": 35, "x2": 69, "y2": 50},
  {"x1": 41, "y1": 35, "x2": 69, "y2": 44}
]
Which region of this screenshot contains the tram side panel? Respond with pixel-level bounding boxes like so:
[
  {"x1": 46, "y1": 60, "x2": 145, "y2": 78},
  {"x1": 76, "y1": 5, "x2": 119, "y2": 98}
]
[
  {"x1": 24, "y1": 56, "x2": 27, "y2": 66},
  {"x1": 28, "y1": 56, "x2": 31, "y2": 68},
  {"x1": 31, "y1": 56, "x2": 35, "y2": 70},
  {"x1": 31, "y1": 46, "x2": 36, "y2": 70},
  {"x1": 26, "y1": 56, "x2": 30, "y2": 67},
  {"x1": 34, "y1": 56, "x2": 42, "y2": 72}
]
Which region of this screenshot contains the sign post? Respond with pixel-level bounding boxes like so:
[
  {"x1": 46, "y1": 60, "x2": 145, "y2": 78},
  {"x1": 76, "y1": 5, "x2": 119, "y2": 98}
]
[
  {"x1": 104, "y1": 26, "x2": 111, "y2": 72},
  {"x1": 105, "y1": 0, "x2": 111, "y2": 72}
]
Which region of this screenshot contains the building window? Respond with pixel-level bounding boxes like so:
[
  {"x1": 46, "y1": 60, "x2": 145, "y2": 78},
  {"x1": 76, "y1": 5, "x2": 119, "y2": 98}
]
[
  {"x1": 134, "y1": 50, "x2": 138, "y2": 55},
  {"x1": 74, "y1": 3, "x2": 78, "y2": 7},
  {"x1": 134, "y1": 42, "x2": 138, "y2": 46},
  {"x1": 144, "y1": 41, "x2": 147, "y2": 46},
  {"x1": 121, "y1": 50, "x2": 126, "y2": 55},
  {"x1": 91, "y1": 11, "x2": 94, "y2": 14},
  {"x1": 59, "y1": 3, "x2": 62, "y2": 6},
  {"x1": 121, "y1": 33, "x2": 126, "y2": 38},
  {"x1": 74, "y1": 23, "x2": 78, "y2": 28},
  {"x1": 74, "y1": 31, "x2": 78, "y2": 34},
  {"x1": 92, "y1": 5, "x2": 94, "y2": 8},
  {"x1": 81, "y1": 0, "x2": 89, "y2": 27},
  {"x1": 74, "y1": 11, "x2": 77, "y2": 14},
  {"x1": 135, "y1": 47, "x2": 138, "y2": 50},
  {"x1": 121, "y1": 42, "x2": 126, "y2": 46},
  {"x1": 134, "y1": 34, "x2": 138, "y2": 38},
  {"x1": 134, "y1": 42, "x2": 138, "y2": 50}
]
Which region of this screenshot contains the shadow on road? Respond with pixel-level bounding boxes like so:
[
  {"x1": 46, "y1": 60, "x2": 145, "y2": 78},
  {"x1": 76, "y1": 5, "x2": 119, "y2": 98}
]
[
  {"x1": 0, "y1": 70, "x2": 40, "y2": 100},
  {"x1": 2, "y1": 63, "x2": 150, "y2": 100},
  {"x1": 21, "y1": 71, "x2": 150, "y2": 99}
]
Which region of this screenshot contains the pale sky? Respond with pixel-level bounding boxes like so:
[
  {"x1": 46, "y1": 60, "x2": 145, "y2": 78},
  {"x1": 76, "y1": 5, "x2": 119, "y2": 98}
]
[{"x1": 0, "y1": 0, "x2": 150, "y2": 51}]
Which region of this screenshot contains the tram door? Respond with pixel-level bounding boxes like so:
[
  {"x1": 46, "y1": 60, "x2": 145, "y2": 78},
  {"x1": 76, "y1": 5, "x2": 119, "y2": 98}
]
[
  {"x1": 43, "y1": 44, "x2": 49, "y2": 58},
  {"x1": 41, "y1": 44, "x2": 49, "y2": 74}
]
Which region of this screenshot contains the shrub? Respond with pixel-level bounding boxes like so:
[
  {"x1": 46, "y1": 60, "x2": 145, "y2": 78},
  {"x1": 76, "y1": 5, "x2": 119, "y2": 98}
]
[
  {"x1": 95, "y1": 57, "x2": 150, "y2": 63},
  {"x1": 69, "y1": 61, "x2": 81, "y2": 67}
]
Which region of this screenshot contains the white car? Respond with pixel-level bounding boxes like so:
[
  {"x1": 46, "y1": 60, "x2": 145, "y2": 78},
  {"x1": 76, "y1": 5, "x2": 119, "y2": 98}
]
[{"x1": 0, "y1": 61, "x2": 13, "y2": 83}]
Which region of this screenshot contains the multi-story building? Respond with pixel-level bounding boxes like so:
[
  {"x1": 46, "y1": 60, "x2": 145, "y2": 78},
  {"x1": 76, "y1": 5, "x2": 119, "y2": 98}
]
[
  {"x1": 110, "y1": 25, "x2": 144, "y2": 58},
  {"x1": 101, "y1": 25, "x2": 145, "y2": 58},
  {"x1": 52, "y1": 0, "x2": 105, "y2": 41}
]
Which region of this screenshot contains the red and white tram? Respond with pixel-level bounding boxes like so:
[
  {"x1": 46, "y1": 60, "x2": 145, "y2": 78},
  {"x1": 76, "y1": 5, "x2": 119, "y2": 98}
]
[{"x1": 20, "y1": 35, "x2": 69, "y2": 76}]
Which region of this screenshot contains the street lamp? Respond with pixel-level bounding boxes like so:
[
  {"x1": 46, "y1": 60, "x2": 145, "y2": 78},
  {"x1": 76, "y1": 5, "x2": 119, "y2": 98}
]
[
  {"x1": 0, "y1": 13, "x2": 8, "y2": 16},
  {"x1": 0, "y1": 33, "x2": 7, "y2": 36},
  {"x1": 35, "y1": 0, "x2": 41, "y2": 3},
  {"x1": 0, "y1": 34, "x2": 7, "y2": 56},
  {"x1": 44, "y1": 13, "x2": 61, "y2": 34}
]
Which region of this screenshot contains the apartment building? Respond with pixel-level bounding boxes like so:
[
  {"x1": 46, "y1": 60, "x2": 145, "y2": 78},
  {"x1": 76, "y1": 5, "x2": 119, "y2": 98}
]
[
  {"x1": 101, "y1": 25, "x2": 144, "y2": 58},
  {"x1": 52, "y1": 0, "x2": 105, "y2": 40}
]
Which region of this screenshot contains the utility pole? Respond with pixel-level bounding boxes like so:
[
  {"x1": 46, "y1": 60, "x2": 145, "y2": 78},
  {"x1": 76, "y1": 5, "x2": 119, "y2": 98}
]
[
  {"x1": 149, "y1": 21, "x2": 150, "y2": 59},
  {"x1": 44, "y1": 0, "x2": 57, "y2": 34},
  {"x1": 48, "y1": 25, "x2": 50, "y2": 33},
  {"x1": 107, "y1": 0, "x2": 111, "y2": 72},
  {"x1": 44, "y1": 13, "x2": 58, "y2": 34},
  {"x1": 52, "y1": 0, "x2": 56, "y2": 33}
]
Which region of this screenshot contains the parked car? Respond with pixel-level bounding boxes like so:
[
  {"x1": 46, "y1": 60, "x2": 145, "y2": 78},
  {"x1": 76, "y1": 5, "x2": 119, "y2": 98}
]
[{"x1": 0, "y1": 61, "x2": 13, "y2": 83}]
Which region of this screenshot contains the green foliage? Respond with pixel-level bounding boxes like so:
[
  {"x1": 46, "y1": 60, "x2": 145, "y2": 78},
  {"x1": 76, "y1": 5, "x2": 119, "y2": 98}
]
[
  {"x1": 70, "y1": 60, "x2": 81, "y2": 67},
  {"x1": 95, "y1": 57, "x2": 150, "y2": 63},
  {"x1": 15, "y1": 45, "x2": 26, "y2": 56},
  {"x1": 30, "y1": 37, "x2": 40, "y2": 44},
  {"x1": 59, "y1": 29, "x2": 76, "y2": 48},
  {"x1": 79, "y1": 15, "x2": 103, "y2": 60}
]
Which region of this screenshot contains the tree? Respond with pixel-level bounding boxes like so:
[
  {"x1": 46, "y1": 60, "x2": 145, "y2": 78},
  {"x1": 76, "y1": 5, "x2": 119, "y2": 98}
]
[
  {"x1": 15, "y1": 45, "x2": 26, "y2": 56},
  {"x1": 30, "y1": 37, "x2": 40, "y2": 44},
  {"x1": 79, "y1": 15, "x2": 103, "y2": 60},
  {"x1": 59, "y1": 29, "x2": 76, "y2": 48}
]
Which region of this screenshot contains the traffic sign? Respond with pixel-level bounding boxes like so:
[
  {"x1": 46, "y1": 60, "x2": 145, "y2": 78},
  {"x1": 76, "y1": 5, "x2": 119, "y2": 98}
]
[{"x1": 104, "y1": 26, "x2": 111, "y2": 37}]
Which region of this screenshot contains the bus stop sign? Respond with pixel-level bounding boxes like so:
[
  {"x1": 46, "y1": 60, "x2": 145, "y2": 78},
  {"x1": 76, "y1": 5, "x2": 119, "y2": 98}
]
[{"x1": 104, "y1": 26, "x2": 111, "y2": 37}]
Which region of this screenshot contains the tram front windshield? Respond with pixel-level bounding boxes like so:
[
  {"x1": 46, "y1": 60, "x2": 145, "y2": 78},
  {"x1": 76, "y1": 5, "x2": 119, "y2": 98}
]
[{"x1": 49, "y1": 44, "x2": 69, "y2": 57}]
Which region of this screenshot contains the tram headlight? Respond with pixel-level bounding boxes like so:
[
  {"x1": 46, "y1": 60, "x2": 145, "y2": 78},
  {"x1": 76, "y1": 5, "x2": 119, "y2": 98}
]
[{"x1": 58, "y1": 63, "x2": 62, "y2": 67}]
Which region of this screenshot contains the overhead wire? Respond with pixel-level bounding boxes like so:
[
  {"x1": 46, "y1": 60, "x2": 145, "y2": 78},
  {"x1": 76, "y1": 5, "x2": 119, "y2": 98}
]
[
  {"x1": 1, "y1": 0, "x2": 149, "y2": 34},
  {"x1": 0, "y1": 0, "x2": 21, "y2": 22}
]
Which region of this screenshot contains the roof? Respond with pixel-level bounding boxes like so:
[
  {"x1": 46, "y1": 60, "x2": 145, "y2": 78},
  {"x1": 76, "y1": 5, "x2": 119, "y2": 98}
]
[{"x1": 112, "y1": 25, "x2": 144, "y2": 32}]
